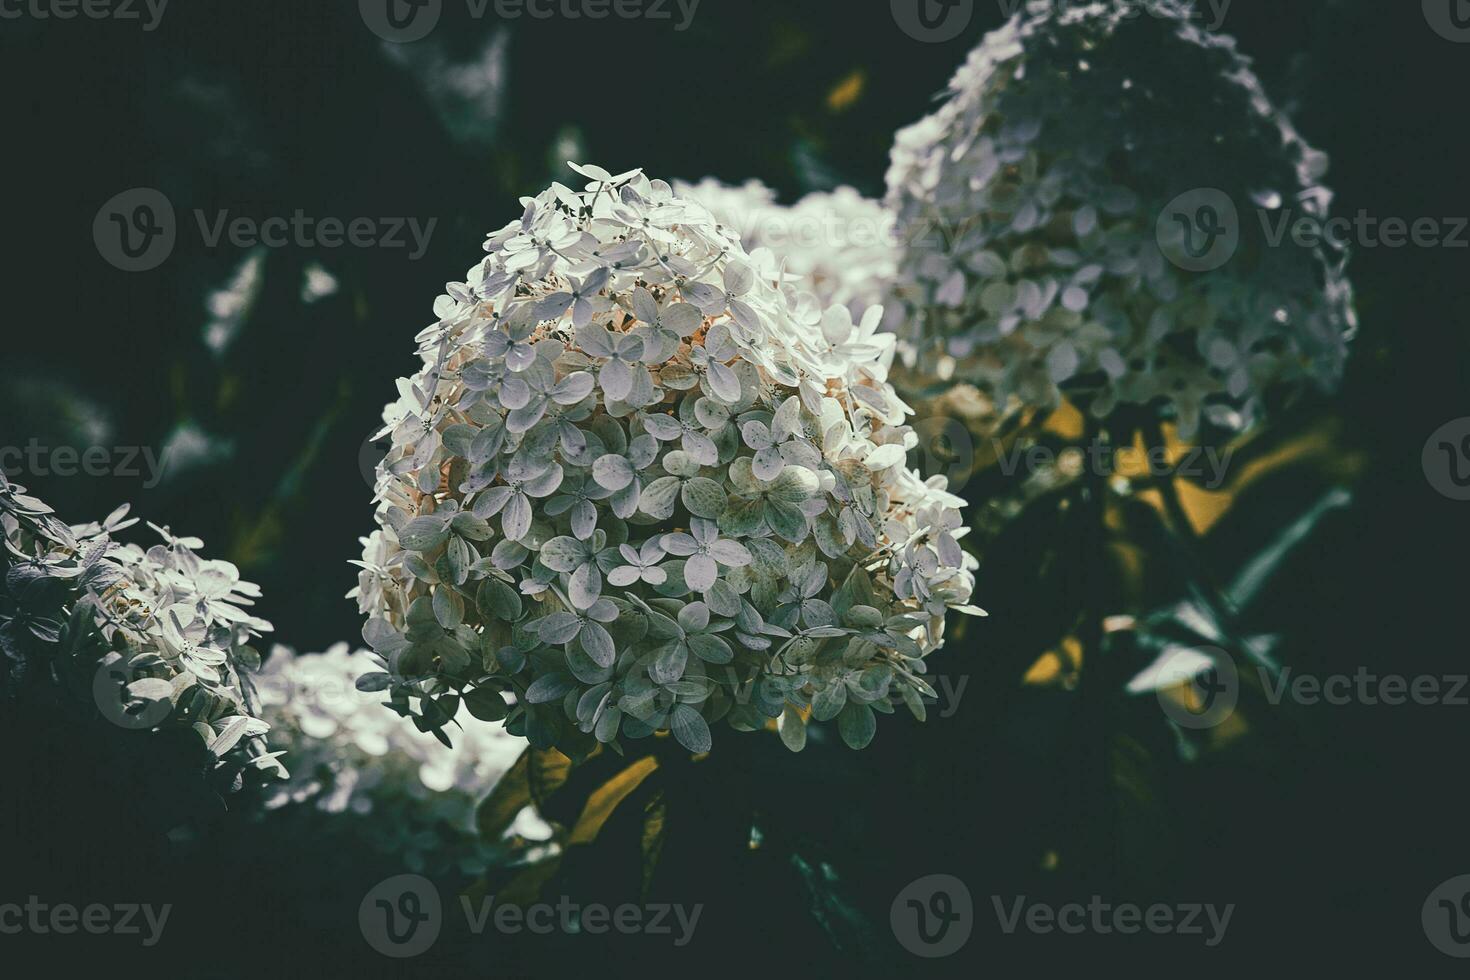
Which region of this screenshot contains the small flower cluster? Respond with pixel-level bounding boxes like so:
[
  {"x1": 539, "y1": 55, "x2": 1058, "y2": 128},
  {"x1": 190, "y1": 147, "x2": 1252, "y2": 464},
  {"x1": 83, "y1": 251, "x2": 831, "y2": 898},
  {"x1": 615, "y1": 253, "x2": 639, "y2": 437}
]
[
  {"x1": 674, "y1": 178, "x2": 901, "y2": 326},
  {"x1": 257, "y1": 643, "x2": 548, "y2": 875},
  {"x1": 885, "y1": 0, "x2": 1355, "y2": 437},
  {"x1": 0, "y1": 479, "x2": 281, "y2": 785},
  {"x1": 357, "y1": 163, "x2": 980, "y2": 758}
]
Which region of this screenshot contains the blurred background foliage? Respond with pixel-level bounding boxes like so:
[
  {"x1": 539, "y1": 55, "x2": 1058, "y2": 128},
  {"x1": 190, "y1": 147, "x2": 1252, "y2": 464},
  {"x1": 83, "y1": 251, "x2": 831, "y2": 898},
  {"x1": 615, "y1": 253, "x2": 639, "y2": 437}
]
[{"x1": 2, "y1": 0, "x2": 1467, "y2": 973}]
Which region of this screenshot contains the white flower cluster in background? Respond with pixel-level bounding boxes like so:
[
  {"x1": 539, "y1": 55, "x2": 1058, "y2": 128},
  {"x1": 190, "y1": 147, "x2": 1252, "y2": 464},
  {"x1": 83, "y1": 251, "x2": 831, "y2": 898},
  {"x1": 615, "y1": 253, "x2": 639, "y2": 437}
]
[
  {"x1": 355, "y1": 163, "x2": 980, "y2": 759},
  {"x1": 885, "y1": 0, "x2": 1355, "y2": 437},
  {"x1": 257, "y1": 643, "x2": 549, "y2": 875},
  {"x1": 674, "y1": 178, "x2": 901, "y2": 325},
  {"x1": 0, "y1": 482, "x2": 280, "y2": 781}
]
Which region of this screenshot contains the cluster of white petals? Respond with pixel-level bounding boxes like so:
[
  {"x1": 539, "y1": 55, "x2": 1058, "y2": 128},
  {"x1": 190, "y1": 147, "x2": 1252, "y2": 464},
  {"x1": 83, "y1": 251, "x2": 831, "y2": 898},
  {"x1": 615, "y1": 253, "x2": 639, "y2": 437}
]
[
  {"x1": 356, "y1": 163, "x2": 979, "y2": 757},
  {"x1": 0, "y1": 482, "x2": 279, "y2": 779},
  {"x1": 257, "y1": 644, "x2": 547, "y2": 874},
  {"x1": 885, "y1": 0, "x2": 1355, "y2": 437},
  {"x1": 674, "y1": 178, "x2": 901, "y2": 324}
]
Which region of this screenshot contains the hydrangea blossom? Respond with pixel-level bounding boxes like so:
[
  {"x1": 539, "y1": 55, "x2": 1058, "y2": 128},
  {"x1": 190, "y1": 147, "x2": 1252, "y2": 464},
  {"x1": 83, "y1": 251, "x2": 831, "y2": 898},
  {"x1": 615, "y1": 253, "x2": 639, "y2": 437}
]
[
  {"x1": 257, "y1": 644, "x2": 549, "y2": 875},
  {"x1": 357, "y1": 163, "x2": 980, "y2": 758},
  {"x1": 0, "y1": 479, "x2": 281, "y2": 784},
  {"x1": 885, "y1": 0, "x2": 1355, "y2": 437},
  {"x1": 674, "y1": 178, "x2": 902, "y2": 326}
]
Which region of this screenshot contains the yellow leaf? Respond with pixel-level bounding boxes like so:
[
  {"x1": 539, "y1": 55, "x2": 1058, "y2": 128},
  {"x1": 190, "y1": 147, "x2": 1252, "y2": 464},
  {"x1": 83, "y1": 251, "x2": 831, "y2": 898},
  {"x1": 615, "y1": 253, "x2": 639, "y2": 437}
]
[
  {"x1": 1042, "y1": 398, "x2": 1085, "y2": 440},
  {"x1": 567, "y1": 755, "x2": 660, "y2": 846},
  {"x1": 476, "y1": 745, "x2": 574, "y2": 841},
  {"x1": 825, "y1": 70, "x2": 865, "y2": 112},
  {"x1": 1023, "y1": 635, "x2": 1082, "y2": 686}
]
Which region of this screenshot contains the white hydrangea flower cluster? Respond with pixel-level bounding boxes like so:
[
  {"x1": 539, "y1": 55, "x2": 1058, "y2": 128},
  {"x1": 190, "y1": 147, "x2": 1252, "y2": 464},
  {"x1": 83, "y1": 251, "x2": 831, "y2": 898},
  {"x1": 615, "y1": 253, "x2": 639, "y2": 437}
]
[
  {"x1": 0, "y1": 480, "x2": 281, "y2": 782},
  {"x1": 674, "y1": 178, "x2": 901, "y2": 325},
  {"x1": 885, "y1": 0, "x2": 1355, "y2": 437},
  {"x1": 257, "y1": 643, "x2": 548, "y2": 874},
  {"x1": 357, "y1": 163, "x2": 980, "y2": 759}
]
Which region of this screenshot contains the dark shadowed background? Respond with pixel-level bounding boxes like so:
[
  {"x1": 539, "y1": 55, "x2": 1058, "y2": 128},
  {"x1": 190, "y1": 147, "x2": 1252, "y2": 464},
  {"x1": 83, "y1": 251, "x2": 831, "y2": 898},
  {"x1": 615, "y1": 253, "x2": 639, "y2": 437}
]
[{"x1": 2, "y1": 0, "x2": 1467, "y2": 973}]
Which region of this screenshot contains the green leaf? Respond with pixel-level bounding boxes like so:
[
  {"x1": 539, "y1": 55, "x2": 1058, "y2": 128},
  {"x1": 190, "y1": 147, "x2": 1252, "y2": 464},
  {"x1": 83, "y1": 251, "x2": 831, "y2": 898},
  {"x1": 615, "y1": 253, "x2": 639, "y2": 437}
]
[
  {"x1": 540, "y1": 536, "x2": 587, "y2": 573},
  {"x1": 836, "y1": 700, "x2": 876, "y2": 749},
  {"x1": 355, "y1": 671, "x2": 392, "y2": 693},
  {"x1": 126, "y1": 677, "x2": 173, "y2": 701},
  {"x1": 433, "y1": 587, "x2": 465, "y2": 629},
  {"x1": 207, "y1": 715, "x2": 254, "y2": 758},
  {"x1": 670, "y1": 703, "x2": 712, "y2": 753},
  {"x1": 718, "y1": 497, "x2": 765, "y2": 536},
  {"x1": 399, "y1": 514, "x2": 451, "y2": 551},
  {"x1": 681, "y1": 478, "x2": 728, "y2": 518},
  {"x1": 765, "y1": 500, "x2": 809, "y2": 542},
  {"x1": 650, "y1": 640, "x2": 688, "y2": 685},
  {"x1": 811, "y1": 682, "x2": 847, "y2": 722},
  {"x1": 526, "y1": 672, "x2": 576, "y2": 704},
  {"x1": 466, "y1": 687, "x2": 511, "y2": 721},
  {"x1": 687, "y1": 633, "x2": 733, "y2": 664},
  {"x1": 477, "y1": 577, "x2": 523, "y2": 622},
  {"x1": 778, "y1": 704, "x2": 807, "y2": 752},
  {"x1": 451, "y1": 512, "x2": 494, "y2": 541}
]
